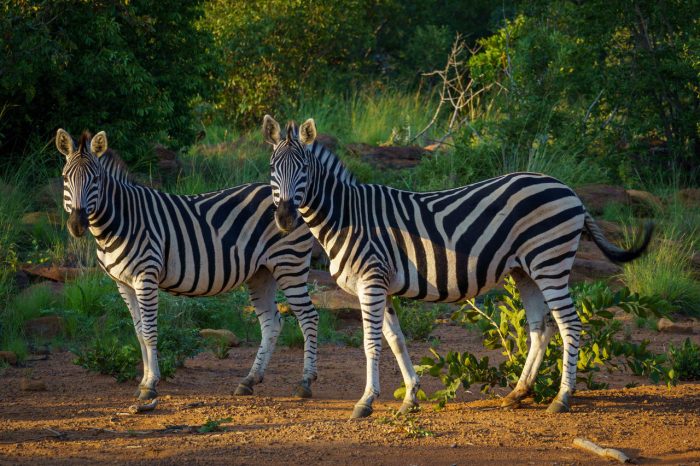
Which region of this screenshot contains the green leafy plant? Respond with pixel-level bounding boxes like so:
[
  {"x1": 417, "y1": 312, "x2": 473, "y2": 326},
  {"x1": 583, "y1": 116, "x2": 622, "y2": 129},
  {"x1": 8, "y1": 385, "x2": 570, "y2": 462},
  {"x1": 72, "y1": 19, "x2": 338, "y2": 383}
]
[
  {"x1": 73, "y1": 337, "x2": 140, "y2": 383},
  {"x1": 392, "y1": 297, "x2": 440, "y2": 341},
  {"x1": 376, "y1": 410, "x2": 435, "y2": 439},
  {"x1": 416, "y1": 276, "x2": 674, "y2": 407},
  {"x1": 667, "y1": 338, "x2": 700, "y2": 383},
  {"x1": 198, "y1": 417, "x2": 232, "y2": 433}
]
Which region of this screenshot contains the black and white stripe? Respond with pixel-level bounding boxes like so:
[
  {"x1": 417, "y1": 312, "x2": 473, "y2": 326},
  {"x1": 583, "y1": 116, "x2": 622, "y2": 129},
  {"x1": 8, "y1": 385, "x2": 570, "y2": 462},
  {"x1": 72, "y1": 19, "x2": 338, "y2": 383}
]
[
  {"x1": 263, "y1": 116, "x2": 652, "y2": 417},
  {"x1": 56, "y1": 129, "x2": 319, "y2": 401}
]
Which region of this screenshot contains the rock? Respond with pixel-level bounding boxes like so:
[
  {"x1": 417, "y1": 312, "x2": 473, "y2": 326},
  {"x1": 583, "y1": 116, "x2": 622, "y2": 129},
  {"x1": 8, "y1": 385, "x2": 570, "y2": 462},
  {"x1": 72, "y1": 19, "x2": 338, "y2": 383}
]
[
  {"x1": 154, "y1": 144, "x2": 183, "y2": 179},
  {"x1": 574, "y1": 185, "x2": 631, "y2": 215},
  {"x1": 21, "y1": 263, "x2": 92, "y2": 282},
  {"x1": 571, "y1": 256, "x2": 621, "y2": 283},
  {"x1": 13, "y1": 270, "x2": 30, "y2": 291},
  {"x1": 657, "y1": 317, "x2": 696, "y2": 334},
  {"x1": 692, "y1": 252, "x2": 700, "y2": 273},
  {"x1": 307, "y1": 269, "x2": 336, "y2": 288},
  {"x1": 310, "y1": 238, "x2": 328, "y2": 261},
  {"x1": 316, "y1": 134, "x2": 339, "y2": 152},
  {"x1": 18, "y1": 281, "x2": 64, "y2": 300},
  {"x1": 311, "y1": 289, "x2": 361, "y2": 312},
  {"x1": 23, "y1": 315, "x2": 65, "y2": 340},
  {"x1": 199, "y1": 329, "x2": 239, "y2": 347},
  {"x1": 346, "y1": 143, "x2": 426, "y2": 169},
  {"x1": 36, "y1": 178, "x2": 63, "y2": 209},
  {"x1": 0, "y1": 351, "x2": 17, "y2": 365},
  {"x1": 675, "y1": 188, "x2": 700, "y2": 208},
  {"x1": 20, "y1": 378, "x2": 47, "y2": 391},
  {"x1": 593, "y1": 220, "x2": 625, "y2": 242},
  {"x1": 21, "y1": 211, "x2": 62, "y2": 228},
  {"x1": 626, "y1": 189, "x2": 663, "y2": 215}
]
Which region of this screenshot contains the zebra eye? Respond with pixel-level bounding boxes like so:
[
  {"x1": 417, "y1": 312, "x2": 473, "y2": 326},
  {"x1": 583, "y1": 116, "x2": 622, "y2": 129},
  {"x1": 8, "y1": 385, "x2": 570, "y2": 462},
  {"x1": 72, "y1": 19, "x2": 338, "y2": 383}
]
[{"x1": 62, "y1": 175, "x2": 68, "y2": 183}]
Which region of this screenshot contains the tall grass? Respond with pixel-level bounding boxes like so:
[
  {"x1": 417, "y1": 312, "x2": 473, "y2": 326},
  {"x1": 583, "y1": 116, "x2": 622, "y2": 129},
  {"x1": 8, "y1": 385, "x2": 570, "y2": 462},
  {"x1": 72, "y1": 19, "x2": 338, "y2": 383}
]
[{"x1": 619, "y1": 199, "x2": 700, "y2": 315}]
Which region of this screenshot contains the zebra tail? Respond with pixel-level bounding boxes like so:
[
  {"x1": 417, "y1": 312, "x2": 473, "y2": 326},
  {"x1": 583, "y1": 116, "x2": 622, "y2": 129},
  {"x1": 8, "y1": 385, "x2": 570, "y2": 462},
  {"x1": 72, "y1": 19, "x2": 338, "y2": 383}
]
[{"x1": 584, "y1": 212, "x2": 654, "y2": 263}]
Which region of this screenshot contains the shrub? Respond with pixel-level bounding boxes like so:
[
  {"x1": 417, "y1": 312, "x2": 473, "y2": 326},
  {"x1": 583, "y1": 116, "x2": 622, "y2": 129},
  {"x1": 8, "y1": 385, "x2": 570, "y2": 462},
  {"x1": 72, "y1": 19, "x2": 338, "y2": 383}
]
[
  {"x1": 73, "y1": 337, "x2": 140, "y2": 383},
  {"x1": 414, "y1": 277, "x2": 674, "y2": 407},
  {"x1": 667, "y1": 339, "x2": 700, "y2": 382}
]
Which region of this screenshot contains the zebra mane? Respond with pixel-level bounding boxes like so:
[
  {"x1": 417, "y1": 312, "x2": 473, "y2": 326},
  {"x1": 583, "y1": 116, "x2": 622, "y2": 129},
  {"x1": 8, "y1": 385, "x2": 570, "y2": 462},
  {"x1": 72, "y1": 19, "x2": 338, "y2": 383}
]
[
  {"x1": 284, "y1": 121, "x2": 357, "y2": 186},
  {"x1": 77, "y1": 131, "x2": 92, "y2": 154},
  {"x1": 99, "y1": 148, "x2": 133, "y2": 184}
]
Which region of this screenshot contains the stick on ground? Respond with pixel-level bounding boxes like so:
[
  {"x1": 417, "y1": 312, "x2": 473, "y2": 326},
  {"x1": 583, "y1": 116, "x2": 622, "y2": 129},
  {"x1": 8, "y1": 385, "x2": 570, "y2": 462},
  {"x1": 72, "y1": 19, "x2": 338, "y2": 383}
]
[{"x1": 573, "y1": 437, "x2": 632, "y2": 463}]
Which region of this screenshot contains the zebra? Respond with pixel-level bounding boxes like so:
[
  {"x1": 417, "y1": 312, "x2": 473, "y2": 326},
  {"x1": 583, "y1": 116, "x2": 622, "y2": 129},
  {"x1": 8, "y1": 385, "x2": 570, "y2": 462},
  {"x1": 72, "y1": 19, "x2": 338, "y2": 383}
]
[
  {"x1": 56, "y1": 128, "x2": 320, "y2": 402},
  {"x1": 263, "y1": 115, "x2": 653, "y2": 418}
]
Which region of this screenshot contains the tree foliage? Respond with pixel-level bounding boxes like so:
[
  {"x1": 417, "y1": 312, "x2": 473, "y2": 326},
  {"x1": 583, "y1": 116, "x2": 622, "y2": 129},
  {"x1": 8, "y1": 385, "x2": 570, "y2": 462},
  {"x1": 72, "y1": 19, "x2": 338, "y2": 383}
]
[{"x1": 0, "y1": 0, "x2": 218, "y2": 164}]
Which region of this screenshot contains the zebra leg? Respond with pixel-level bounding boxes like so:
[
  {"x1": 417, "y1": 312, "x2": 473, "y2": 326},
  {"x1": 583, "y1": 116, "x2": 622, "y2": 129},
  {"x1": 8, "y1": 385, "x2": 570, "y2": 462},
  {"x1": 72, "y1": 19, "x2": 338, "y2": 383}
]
[
  {"x1": 116, "y1": 282, "x2": 149, "y2": 398},
  {"x1": 235, "y1": 268, "x2": 282, "y2": 396},
  {"x1": 133, "y1": 274, "x2": 161, "y2": 401},
  {"x1": 501, "y1": 272, "x2": 556, "y2": 408},
  {"x1": 352, "y1": 281, "x2": 387, "y2": 419},
  {"x1": 539, "y1": 281, "x2": 580, "y2": 413},
  {"x1": 279, "y1": 281, "x2": 319, "y2": 399},
  {"x1": 382, "y1": 303, "x2": 420, "y2": 414}
]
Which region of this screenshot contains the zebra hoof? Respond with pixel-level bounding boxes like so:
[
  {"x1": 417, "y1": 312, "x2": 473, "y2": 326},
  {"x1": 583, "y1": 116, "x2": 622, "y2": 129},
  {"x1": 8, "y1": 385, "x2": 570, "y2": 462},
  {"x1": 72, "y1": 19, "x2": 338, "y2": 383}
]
[
  {"x1": 138, "y1": 388, "x2": 158, "y2": 401},
  {"x1": 546, "y1": 399, "x2": 570, "y2": 413},
  {"x1": 293, "y1": 383, "x2": 312, "y2": 399},
  {"x1": 134, "y1": 384, "x2": 146, "y2": 397},
  {"x1": 500, "y1": 397, "x2": 522, "y2": 409},
  {"x1": 351, "y1": 404, "x2": 373, "y2": 419},
  {"x1": 234, "y1": 383, "x2": 254, "y2": 396},
  {"x1": 398, "y1": 401, "x2": 419, "y2": 415}
]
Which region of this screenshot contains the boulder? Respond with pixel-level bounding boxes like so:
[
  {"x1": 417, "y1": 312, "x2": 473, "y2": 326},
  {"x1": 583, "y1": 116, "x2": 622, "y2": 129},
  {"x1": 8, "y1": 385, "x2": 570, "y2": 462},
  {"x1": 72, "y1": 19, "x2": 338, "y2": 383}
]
[
  {"x1": 199, "y1": 329, "x2": 239, "y2": 347},
  {"x1": 21, "y1": 263, "x2": 91, "y2": 282},
  {"x1": 307, "y1": 269, "x2": 336, "y2": 288},
  {"x1": 315, "y1": 134, "x2": 339, "y2": 153},
  {"x1": 574, "y1": 185, "x2": 631, "y2": 215},
  {"x1": 20, "y1": 378, "x2": 47, "y2": 391},
  {"x1": 36, "y1": 178, "x2": 63, "y2": 209},
  {"x1": 21, "y1": 211, "x2": 62, "y2": 228},
  {"x1": 626, "y1": 189, "x2": 663, "y2": 215},
  {"x1": 0, "y1": 351, "x2": 17, "y2": 365},
  {"x1": 346, "y1": 143, "x2": 426, "y2": 169},
  {"x1": 657, "y1": 317, "x2": 696, "y2": 334},
  {"x1": 675, "y1": 188, "x2": 700, "y2": 208},
  {"x1": 154, "y1": 144, "x2": 183, "y2": 180},
  {"x1": 311, "y1": 289, "x2": 361, "y2": 312},
  {"x1": 23, "y1": 315, "x2": 65, "y2": 340}
]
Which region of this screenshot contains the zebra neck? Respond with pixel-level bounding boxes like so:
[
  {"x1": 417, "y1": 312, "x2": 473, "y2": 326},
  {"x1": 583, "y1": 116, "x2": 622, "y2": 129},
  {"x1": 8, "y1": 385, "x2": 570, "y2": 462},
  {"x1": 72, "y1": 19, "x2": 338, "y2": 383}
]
[
  {"x1": 88, "y1": 175, "x2": 138, "y2": 243},
  {"x1": 301, "y1": 158, "x2": 359, "y2": 247}
]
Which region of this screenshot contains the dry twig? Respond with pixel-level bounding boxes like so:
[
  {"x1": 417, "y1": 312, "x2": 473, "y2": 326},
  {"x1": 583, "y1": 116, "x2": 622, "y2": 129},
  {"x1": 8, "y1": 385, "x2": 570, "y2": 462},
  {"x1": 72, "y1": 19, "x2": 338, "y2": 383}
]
[{"x1": 573, "y1": 437, "x2": 632, "y2": 463}]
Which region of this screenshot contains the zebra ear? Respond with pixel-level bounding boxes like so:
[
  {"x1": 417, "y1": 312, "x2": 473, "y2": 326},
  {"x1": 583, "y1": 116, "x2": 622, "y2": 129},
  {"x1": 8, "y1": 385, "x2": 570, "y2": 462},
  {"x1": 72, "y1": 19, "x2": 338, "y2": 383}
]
[
  {"x1": 262, "y1": 115, "x2": 281, "y2": 145},
  {"x1": 299, "y1": 118, "x2": 316, "y2": 145},
  {"x1": 56, "y1": 129, "x2": 76, "y2": 158},
  {"x1": 90, "y1": 131, "x2": 109, "y2": 158}
]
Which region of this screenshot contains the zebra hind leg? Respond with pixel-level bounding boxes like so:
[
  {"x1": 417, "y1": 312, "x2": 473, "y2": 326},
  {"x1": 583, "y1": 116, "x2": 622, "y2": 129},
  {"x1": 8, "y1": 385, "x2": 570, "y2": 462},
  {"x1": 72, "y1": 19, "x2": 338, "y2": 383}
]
[
  {"x1": 382, "y1": 303, "x2": 420, "y2": 414},
  {"x1": 235, "y1": 268, "x2": 281, "y2": 396},
  {"x1": 536, "y1": 277, "x2": 580, "y2": 413},
  {"x1": 501, "y1": 272, "x2": 556, "y2": 409},
  {"x1": 279, "y1": 281, "x2": 319, "y2": 399}
]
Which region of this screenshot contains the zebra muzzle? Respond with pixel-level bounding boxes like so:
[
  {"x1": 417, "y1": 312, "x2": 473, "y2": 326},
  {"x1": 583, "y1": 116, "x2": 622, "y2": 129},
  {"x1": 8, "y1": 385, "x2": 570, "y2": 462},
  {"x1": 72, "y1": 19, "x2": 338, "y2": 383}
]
[
  {"x1": 67, "y1": 208, "x2": 89, "y2": 237},
  {"x1": 275, "y1": 200, "x2": 298, "y2": 233}
]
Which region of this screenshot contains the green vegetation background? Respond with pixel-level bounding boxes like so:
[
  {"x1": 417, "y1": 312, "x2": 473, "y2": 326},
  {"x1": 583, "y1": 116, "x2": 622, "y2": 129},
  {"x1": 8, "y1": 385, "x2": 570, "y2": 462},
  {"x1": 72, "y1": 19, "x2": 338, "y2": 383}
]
[{"x1": 0, "y1": 1, "x2": 698, "y2": 393}]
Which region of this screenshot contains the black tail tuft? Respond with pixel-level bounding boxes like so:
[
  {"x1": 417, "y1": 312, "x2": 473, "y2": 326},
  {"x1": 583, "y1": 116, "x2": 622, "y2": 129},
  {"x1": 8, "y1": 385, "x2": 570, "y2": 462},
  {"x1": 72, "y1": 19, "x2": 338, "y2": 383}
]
[{"x1": 585, "y1": 214, "x2": 654, "y2": 263}]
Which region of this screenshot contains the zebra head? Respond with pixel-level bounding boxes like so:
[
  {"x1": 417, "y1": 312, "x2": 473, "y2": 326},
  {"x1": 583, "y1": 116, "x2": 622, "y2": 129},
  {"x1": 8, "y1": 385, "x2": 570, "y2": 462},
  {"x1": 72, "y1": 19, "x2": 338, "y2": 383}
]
[
  {"x1": 263, "y1": 115, "x2": 317, "y2": 233},
  {"x1": 55, "y1": 129, "x2": 108, "y2": 238}
]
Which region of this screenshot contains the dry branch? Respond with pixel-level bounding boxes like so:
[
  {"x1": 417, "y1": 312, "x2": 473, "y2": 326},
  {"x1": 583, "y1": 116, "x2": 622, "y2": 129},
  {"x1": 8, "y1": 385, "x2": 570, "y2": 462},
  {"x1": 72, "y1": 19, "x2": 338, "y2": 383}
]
[
  {"x1": 127, "y1": 398, "x2": 159, "y2": 414},
  {"x1": 573, "y1": 437, "x2": 632, "y2": 463}
]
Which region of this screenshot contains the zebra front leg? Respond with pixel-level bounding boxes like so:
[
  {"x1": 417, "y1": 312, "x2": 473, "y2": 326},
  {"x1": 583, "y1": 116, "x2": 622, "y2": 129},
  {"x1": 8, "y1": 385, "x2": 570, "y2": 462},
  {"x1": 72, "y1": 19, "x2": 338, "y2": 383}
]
[
  {"x1": 235, "y1": 269, "x2": 282, "y2": 396},
  {"x1": 351, "y1": 281, "x2": 387, "y2": 419},
  {"x1": 134, "y1": 274, "x2": 161, "y2": 401},
  {"x1": 383, "y1": 303, "x2": 420, "y2": 414},
  {"x1": 116, "y1": 282, "x2": 150, "y2": 398}
]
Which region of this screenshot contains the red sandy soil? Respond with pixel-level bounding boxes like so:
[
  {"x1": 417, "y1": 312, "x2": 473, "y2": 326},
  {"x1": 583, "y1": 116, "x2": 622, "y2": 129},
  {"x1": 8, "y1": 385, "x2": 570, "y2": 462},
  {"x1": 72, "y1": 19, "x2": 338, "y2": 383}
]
[{"x1": 1, "y1": 321, "x2": 699, "y2": 465}]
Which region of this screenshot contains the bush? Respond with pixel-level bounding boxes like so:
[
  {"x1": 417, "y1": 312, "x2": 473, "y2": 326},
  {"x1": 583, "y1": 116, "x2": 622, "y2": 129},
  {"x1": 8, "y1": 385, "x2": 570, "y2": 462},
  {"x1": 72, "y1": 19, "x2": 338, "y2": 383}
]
[
  {"x1": 0, "y1": 0, "x2": 218, "y2": 165},
  {"x1": 415, "y1": 277, "x2": 674, "y2": 407},
  {"x1": 667, "y1": 339, "x2": 700, "y2": 382}
]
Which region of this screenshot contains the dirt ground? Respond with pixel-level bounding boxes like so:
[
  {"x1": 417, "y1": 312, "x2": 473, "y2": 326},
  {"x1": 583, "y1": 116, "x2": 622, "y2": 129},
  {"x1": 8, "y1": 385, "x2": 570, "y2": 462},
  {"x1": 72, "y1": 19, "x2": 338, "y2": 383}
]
[{"x1": 1, "y1": 321, "x2": 699, "y2": 465}]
